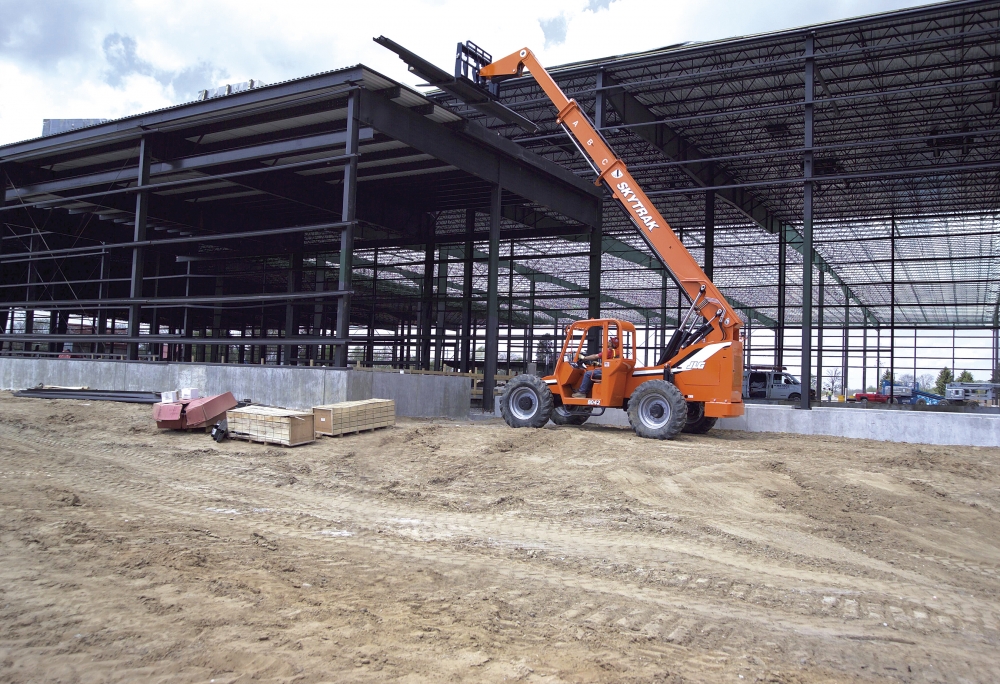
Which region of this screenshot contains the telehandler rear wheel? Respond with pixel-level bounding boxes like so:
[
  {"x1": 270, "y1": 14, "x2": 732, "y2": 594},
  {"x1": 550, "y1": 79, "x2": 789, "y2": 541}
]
[
  {"x1": 500, "y1": 374, "x2": 554, "y2": 428},
  {"x1": 627, "y1": 380, "x2": 687, "y2": 440},
  {"x1": 551, "y1": 405, "x2": 592, "y2": 426}
]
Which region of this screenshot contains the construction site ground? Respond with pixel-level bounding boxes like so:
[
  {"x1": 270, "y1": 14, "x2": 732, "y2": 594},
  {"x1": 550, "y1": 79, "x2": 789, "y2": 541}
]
[{"x1": 1, "y1": 392, "x2": 997, "y2": 683}]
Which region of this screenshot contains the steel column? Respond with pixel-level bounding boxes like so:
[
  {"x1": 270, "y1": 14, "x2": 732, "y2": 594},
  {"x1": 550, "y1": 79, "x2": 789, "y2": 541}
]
[
  {"x1": 314, "y1": 256, "x2": 327, "y2": 363},
  {"x1": 889, "y1": 215, "x2": 896, "y2": 399},
  {"x1": 588, "y1": 201, "x2": 602, "y2": 320},
  {"x1": 704, "y1": 189, "x2": 715, "y2": 280},
  {"x1": 776, "y1": 227, "x2": 786, "y2": 366},
  {"x1": 127, "y1": 137, "x2": 152, "y2": 360},
  {"x1": 366, "y1": 250, "x2": 376, "y2": 365},
  {"x1": 420, "y1": 222, "x2": 435, "y2": 369},
  {"x1": 460, "y1": 208, "x2": 475, "y2": 373},
  {"x1": 284, "y1": 253, "x2": 302, "y2": 365},
  {"x1": 817, "y1": 268, "x2": 824, "y2": 400},
  {"x1": 335, "y1": 91, "x2": 360, "y2": 367},
  {"x1": 799, "y1": 33, "x2": 815, "y2": 410},
  {"x1": 482, "y1": 184, "x2": 502, "y2": 413},
  {"x1": 434, "y1": 245, "x2": 449, "y2": 370},
  {"x1": 842, "y1": 286, "x2": 850, "y2": 396}
]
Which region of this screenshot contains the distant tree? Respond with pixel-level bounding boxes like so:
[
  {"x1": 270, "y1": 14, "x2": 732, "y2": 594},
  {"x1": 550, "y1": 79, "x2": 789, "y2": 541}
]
[
  {"x1": 823, "y1": 368, "x2": 843, "y2": 396},
  {"x1": 934, "y1": 367, "x2": 954, "y2": 396},
  {"x1": 957, "y1": 370, "x2": 975, "y2": 383},
  {"x1": 897, "y1": 373, "x2": 914, "y2": 386},
  {"x1": 917, "y1": 373, "x2": 935, "y2": 390},
  {"x1": 993, "y1": 364, "x2": 1000, "y2": 383},
  {"x1": 881, "y1": 368, "x2": 894, "y2": 383}
]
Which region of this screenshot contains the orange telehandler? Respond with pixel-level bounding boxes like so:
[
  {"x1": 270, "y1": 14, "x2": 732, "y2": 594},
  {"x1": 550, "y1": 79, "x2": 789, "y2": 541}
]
[{"x1": 479, "y1": 48, "x2": 745, "y2": 439}]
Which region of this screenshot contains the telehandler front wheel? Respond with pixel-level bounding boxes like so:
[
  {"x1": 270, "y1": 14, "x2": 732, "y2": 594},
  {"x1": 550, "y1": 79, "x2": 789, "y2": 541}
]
[
  {"x1": 500, "y1": 374, "x2": 554, "y2": 428},
  {"x1": 627, "y1": 380, "x2": 687, "y2": 440}
]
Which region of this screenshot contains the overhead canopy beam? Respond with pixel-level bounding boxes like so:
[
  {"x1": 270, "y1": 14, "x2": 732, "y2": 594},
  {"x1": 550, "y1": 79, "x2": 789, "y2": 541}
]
[
  {"x1": 357, "y1": 89, "x2": 602, "y2": 228},
  {"x1": 601, "y1": 73, "x2": 877, "y2": 327},
  {"x1": 4, "y1": 128, "x2": 374, "y2": 202}
]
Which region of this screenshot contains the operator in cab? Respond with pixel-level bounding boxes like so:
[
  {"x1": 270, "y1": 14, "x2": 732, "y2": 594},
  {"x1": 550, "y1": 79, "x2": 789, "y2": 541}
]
[{"x1": 572, "y1": 336, "x2": 620, "y2": 398}]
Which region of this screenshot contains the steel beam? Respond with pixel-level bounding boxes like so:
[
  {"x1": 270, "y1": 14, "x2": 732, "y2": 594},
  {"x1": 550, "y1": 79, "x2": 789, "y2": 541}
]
[{"x1": 357, "y1": 89, "x2": 601, "y2": 228}]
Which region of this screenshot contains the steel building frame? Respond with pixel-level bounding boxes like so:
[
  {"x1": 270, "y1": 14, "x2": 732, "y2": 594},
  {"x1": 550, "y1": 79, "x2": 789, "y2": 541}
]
[{"x1": 2, "y1": 0, "x2": 998, "y2": 407}]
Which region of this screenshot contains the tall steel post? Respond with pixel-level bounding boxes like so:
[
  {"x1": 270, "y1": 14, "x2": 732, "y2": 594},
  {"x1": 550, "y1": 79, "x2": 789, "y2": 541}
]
[
  {"x1": 482, "y1": 184, "x2": 502, "y2": 413},
  {"x1": 283, "y1": 253, "x2": 301, "y2": 365},
  {"x1": 889, "y1": 215, "x2": 896, "y2": 398},
  {"x1": 420, "y1": 223, "x2": 435, "y2": 369},
  {"x1": 842, "y1": 285, "x2": 850, "y2": 396},
  {"x1": 314, "y1": 256, "x2": 327, "y2": 363},
  {"x1": 365, "y1": 250, "x2": 376, "y2": 365},
  {"x1": 588, "y1": 202, "x2": 602, "y2": 320},
  {"x1": 460, "y1": 208, "x2": 475, "y2": 372},
  {"x1": 799, "y1": 33, "x2": 815, "y2": 410},
  {"x1": 704, "y1": 189, "x2": 715, "y2": 280},
  {"x1": 434, "y1": 245, "x2": 449, "y2": 370},
  {"x1": 590, "y1": 71, "x2": 606, "y2": 322},
  {"x1": 776, "y1": 227, "x2": 786, "y2": 367},
  {"x1": 0, "y1": 166, "x2": 6, "y2": 348},
  {"x1": 817, "y1": 268, "x2": 824, "y2": 399},
  {"x1": 127, "y1": 137, "x2": 152, "y2": 360},
  {"x1": 335, "y1": 91, "x2": 359, "y2": 367}
]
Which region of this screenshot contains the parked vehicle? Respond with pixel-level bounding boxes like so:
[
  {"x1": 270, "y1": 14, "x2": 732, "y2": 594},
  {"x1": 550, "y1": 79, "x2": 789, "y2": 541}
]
[
  {"x1": 742, "y1": 366, "x2": 814, "y2": 401},
  {"x1": 945, "y1": 382, "x2": 1000, "y2": 407},
  {"x1": 851, "y1": 382, "x2": 945, "y2": 405}
]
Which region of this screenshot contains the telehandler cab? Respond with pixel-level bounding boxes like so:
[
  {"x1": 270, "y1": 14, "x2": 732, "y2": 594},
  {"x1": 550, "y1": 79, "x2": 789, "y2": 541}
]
[{"x1": 476, "y1": 47, "x2": 745, "y2": 440}]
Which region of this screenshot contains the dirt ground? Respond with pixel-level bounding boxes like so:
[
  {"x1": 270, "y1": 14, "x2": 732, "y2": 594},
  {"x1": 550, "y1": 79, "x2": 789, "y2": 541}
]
[{"x1": 0, "y1": 392, "x2": 998, "y2": 683}]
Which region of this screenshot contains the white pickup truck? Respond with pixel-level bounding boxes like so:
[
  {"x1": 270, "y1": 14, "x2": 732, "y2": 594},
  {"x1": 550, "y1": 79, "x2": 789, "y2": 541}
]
[{"x1": 742, "y1": 368, "x2": 814, "y2": 401}]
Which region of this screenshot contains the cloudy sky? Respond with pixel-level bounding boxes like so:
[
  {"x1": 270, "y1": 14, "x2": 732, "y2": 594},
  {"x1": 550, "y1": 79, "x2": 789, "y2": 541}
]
[{"x1": 0, "y1": 0, "x2": 932, "y2": 146}]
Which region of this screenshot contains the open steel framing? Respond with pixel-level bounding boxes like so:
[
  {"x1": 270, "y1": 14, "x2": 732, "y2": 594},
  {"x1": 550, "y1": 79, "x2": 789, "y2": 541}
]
[{"x1": 1, "y1": 0, "x2": 998, "y2": 407}]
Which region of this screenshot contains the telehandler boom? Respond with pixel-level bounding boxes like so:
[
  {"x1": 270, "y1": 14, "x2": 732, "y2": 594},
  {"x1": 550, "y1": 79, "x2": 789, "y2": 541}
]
[{"x1": 479, "y1": 47, "x2": 744, "y2": 439}]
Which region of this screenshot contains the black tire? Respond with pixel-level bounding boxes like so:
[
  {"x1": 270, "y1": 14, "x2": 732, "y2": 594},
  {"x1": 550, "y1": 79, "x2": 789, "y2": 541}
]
[
  {"x1": 788, "y1": 393, "x2": 801, "y2": 402},
  {"x1": 500, "y1": 374, "x2": 554, "y2": 428},
  {"x1": 551, "y1": 405, "x2": 592, "y2": 426},
  {"x1": 860, "y1": 397, "x2": 868, "y2": 404},
  {"x1": 627, "y1": 380, "x2": 687, "y2": 440},
  {"x1": 681, "y1": 401, "x2": 717, "y2": 434}
]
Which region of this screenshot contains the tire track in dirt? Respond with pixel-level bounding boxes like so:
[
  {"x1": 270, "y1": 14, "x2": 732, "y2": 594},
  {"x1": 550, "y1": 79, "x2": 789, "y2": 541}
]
[{"x1": 4, "y1": 420, "x2": 998, "y2": 677}]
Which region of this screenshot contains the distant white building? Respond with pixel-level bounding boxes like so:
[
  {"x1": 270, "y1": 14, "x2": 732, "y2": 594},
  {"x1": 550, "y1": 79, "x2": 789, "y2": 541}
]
[{"x1": 41, "y1": 119, "x2": 109, "y2": 136}]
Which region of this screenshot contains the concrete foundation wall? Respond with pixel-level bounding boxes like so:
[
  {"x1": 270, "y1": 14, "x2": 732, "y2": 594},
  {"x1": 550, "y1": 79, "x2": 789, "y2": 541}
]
[
  {"x1": 715, "y1": 404, "x2": 1000, "y2": 448},
  {"x1": 523, "y1": 403, "x2": 999, "y2": 448},
  {"x1": 0, "y1": 358, "x2": 469, "y2": 419}
]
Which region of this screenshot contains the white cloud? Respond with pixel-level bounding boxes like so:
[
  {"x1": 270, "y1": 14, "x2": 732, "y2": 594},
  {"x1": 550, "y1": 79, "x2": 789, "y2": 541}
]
[{"x1": 0, "y1": 0, "x2": 926, "y2": 146}]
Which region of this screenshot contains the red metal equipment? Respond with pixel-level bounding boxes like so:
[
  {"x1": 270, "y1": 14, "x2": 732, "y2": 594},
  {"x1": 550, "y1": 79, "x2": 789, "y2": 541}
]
[{"x1": 153, "y1": 392, "x2": 238, "y2": 430}]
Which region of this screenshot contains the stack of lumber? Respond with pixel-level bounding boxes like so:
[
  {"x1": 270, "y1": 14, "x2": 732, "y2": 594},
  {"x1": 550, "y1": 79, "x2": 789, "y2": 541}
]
[
  {"x1": 226, "y1": 405, "x2": 315, "y2": 446},
  {"x1": 313, "y1": 399, "x2": 395, "y2": 437}
]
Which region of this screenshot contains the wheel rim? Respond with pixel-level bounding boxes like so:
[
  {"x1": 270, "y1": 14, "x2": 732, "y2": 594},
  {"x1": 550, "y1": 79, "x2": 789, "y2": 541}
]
[
  {"x1": 638, "y1": 393, "x2": 671, "y2": 430},
  {"x1": 508, "y1": 386, "x2": 540, "y2": 420}
]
